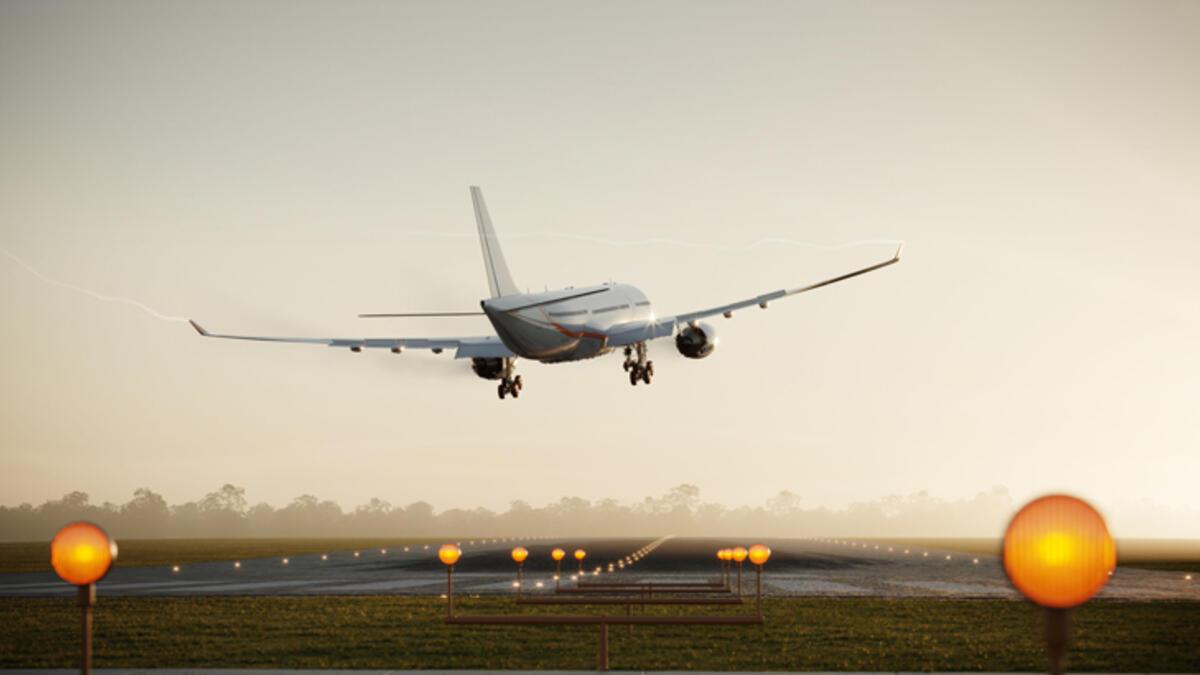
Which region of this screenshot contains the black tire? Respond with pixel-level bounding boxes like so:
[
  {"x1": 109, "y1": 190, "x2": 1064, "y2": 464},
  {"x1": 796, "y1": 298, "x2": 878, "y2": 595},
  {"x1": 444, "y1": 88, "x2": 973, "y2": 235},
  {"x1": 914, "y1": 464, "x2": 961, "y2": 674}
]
[
  {"x1": 498, "y1": 383, "x2": 506, "y2": 399},
  {"x1": 642, "y1": 369, "x2": 651, "y2": 384},
  {"x1": 646, "y1": 361, "x2": 654, "y2": 376},
  {"x1": 514, "y1": 375, "x2": 523, "y2": 389},
  {"x1": 511, "y1": 386, "x2": 520, "y2": 398},
  {"x1": 629, "y1": 369, "x2": 639, "y2": 386}
]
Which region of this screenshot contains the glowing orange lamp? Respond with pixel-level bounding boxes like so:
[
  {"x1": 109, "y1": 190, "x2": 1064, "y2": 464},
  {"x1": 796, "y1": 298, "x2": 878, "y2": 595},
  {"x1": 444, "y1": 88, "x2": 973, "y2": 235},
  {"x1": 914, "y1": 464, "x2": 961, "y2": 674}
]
[
  {"x1": 731, "y1": 546, "x2": 748, "y2": 597},
  {"x1": 748, "y1": 544, "x2": 771, "y2": 613},
  {"x1": 551, "y1": 548, "x2": 566, "y2": 589},
  {"x1": 1003, "y1": 495, "x2": 1115, "y2": 675},
  {"x1": 438, "y1": 544, "x2": 462, "y2": 617},
  {"x1": 574, "y1": 548, "x2": 587, "y2": 575},
  {"x1": 511, "y1": 546, "x2": 528, "y2": 596},
  {"x1": 51, "y1": 522, "x2": 117, "y2": 675}
]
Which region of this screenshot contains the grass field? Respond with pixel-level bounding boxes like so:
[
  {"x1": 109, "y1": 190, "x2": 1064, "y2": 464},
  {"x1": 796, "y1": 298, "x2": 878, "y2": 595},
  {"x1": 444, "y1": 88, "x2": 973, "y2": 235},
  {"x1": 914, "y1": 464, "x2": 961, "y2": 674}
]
[
  {"x1": 0, "y1": 538, "x2": 445, "y2": 574},
  {"x1": 1, "y1": 596, "x2": 1198, "y2": 671}
]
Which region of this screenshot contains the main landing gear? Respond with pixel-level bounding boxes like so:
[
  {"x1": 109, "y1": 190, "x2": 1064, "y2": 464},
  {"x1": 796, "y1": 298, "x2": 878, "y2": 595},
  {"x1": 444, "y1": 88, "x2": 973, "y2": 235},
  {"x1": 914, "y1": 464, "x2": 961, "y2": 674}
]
[
  {"x1": 497, "y1": 358, "x2": 523, "y2": 400},
  {"x1": 623, "y1": 343, "x2": 654, "y2": 386}
]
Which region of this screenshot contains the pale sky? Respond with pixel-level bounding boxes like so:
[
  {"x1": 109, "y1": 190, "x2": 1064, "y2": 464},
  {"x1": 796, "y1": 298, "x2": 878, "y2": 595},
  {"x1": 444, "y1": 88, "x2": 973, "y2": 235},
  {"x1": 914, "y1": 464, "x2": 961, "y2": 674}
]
[{"x1": 1, "y1": 1, "x2": 1197, "y2": 536}]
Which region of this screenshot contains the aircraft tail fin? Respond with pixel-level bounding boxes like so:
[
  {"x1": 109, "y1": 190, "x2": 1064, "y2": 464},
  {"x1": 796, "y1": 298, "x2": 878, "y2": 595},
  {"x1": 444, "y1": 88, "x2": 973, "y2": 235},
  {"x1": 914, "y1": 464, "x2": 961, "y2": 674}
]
[{"x1": 470, "y1": 186, "x2": 521, "y2": 298}]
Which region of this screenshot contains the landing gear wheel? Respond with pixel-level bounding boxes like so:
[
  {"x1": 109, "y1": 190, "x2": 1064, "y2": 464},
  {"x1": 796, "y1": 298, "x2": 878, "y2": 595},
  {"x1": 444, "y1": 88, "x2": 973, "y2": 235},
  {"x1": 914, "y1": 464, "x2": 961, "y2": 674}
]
[
  {"x1": 642, "y1": 369, "x2": 651, "y2": 384},
  {"x1": 513, "y1": 375, "x2": 523, "y2": 390},
  {"x1": 510, "y1": 385, "x2": 519, "y2": 398},
  {"x1": 623, "y1": 360, "x2": 632, "y2": 372},
  {"x1": 629, "y1": 369, "x2": 639, "y2": 386},
  {"x1": 646, "y1": 361, "x2": 654, "y2": 376},
  {"x1": 498, "y1": 382, "x2": 507, "y2": 399}
]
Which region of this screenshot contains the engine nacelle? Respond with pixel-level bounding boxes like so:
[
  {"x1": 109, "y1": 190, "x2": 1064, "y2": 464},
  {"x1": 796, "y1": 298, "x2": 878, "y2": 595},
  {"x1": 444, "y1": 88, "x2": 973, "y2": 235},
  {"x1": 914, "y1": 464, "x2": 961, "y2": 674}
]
[
  {"x1": 471, "y1": 357, "x2": 505, "y2": 380},
  {"x1": 675, "y1": 322, "x2": 718, "y2": 359}
]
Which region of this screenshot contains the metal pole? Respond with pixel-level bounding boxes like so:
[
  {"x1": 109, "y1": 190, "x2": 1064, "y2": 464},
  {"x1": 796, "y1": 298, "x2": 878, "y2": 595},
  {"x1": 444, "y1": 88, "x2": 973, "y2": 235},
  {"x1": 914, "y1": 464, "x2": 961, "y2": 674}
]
[
  {"x1": 78, "y1": 583, "x2": 95, "y2": 675},
  {"x1": 736, "y1": 561, "x2": 743, "y2": 598},
  {"x1": 598, "y1": 622, "x2": 609, "y2": 671},
  {"x1": 1045, "y1": 608, "x2": 1069, "y2": 675},
  {"x1": 555, "y1": 560, "x2": 561, "y2": 591},
  {"x1": 446, "y1": 566, "x2": 454, "y2": 618},
  {"x1": 755, "y1": 564, "x2": 763, "y2": 615},
  {"x1": 517, "y1": 563, "x2": 523, "y2": 598}
]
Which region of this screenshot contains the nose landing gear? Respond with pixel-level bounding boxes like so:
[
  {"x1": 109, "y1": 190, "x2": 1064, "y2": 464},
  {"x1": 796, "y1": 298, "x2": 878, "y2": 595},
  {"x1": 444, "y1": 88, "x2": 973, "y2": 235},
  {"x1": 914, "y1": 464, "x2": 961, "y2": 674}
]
[
  {"x1": 497, "y1": 359, "x2": 523, "y2": 400},
  {"x1": 623, "y1": 343, "x2": 654, "y2": 386}
]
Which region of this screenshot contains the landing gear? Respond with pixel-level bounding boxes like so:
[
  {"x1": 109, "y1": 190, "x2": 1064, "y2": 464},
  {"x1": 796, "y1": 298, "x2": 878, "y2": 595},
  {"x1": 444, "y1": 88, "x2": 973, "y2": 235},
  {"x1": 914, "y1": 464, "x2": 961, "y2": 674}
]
[
  {"x1": 496, "y1": 359, "x2": 523, "y2": 400},
  {"x1": 623, "y1": 343, "x2": 653, "y2": 386}
]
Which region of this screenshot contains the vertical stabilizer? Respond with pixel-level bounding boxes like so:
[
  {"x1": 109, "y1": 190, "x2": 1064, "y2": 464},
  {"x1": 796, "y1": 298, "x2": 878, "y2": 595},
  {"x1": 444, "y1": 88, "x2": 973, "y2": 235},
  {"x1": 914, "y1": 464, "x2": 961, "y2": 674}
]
[{"x1": 471, "y1": 186, "x2": 521, "y2": 298}]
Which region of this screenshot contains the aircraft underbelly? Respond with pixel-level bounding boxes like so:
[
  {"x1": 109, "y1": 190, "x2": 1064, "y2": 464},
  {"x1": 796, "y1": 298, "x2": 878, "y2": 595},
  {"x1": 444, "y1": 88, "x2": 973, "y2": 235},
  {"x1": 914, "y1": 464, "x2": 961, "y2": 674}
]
[{"x1": 486, "y1": 312, "x2": 608, "y2": 362}]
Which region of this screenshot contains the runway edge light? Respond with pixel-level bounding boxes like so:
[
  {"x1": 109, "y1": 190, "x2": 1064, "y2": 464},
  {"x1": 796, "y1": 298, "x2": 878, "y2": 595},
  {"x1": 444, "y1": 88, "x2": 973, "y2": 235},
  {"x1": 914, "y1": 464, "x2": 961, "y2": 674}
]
[
  {"x1": 51, "y1": 521, "x2": 118, "y2": 675},
  {"x1": 1003, "y1": 494, "x2": 1116, "y2": 675}
]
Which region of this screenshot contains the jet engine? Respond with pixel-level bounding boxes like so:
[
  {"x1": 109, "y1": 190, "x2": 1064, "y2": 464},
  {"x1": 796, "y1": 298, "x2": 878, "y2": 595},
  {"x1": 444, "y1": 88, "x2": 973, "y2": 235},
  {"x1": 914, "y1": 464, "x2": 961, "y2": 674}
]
[
  {"x1": 471, "y1": 357, "x2": 505, "y2": 380},
  {"x1": 675, "y1": 322, "x2": 718, "y2": 359}
]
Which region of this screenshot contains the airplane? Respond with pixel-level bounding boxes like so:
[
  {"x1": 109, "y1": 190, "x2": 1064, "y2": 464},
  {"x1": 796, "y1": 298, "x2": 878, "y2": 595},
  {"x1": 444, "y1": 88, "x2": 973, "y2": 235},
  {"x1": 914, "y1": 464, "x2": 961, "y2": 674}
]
[{"x1": 190, "y1": 186, "x2": 901, "y2": 400}]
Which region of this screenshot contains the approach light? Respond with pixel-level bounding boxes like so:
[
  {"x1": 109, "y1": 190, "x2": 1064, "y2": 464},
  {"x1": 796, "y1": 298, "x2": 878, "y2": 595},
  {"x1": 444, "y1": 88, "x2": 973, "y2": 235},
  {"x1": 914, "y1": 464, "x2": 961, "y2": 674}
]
[
  {"x1": 51, "y1": 522, "x2": 117, "y2": 587},
  {"x1": 511, "y1": 546, "x2": 528, "y2": 564},
  {"x1": 354, "y1": 551, "x2": 361, "y2": 558},
  {"x1": 552, "y1": 548, "x2": 565, "y2": 561},
  {"x1": 172, "y1": 565, "x2": 180, "y2": 573},
  {"x1": 321, "y1": 554, "x2": 328, "y2": 560},
  {"x1": 234, "y1": 561, "x2": 241, "y2": 569},
  {"x1": 732, "y1": 546, "x2": 748, "y2": 563},
  {"x1": 438, "y1": 544, "x2": 462, "y2": 566},
  {"x1": 1003, "y1": 494, "x2": 1115, "y2": 609},
  {"x1": 574, "y1": 549, "x2": 587, "y2": 561},
  {"x1": 748, "y1": 544, "x2": 771, "y2": 566},
  {"x1": 282, "y1": 558, "x2": 289, "y2": 565}
]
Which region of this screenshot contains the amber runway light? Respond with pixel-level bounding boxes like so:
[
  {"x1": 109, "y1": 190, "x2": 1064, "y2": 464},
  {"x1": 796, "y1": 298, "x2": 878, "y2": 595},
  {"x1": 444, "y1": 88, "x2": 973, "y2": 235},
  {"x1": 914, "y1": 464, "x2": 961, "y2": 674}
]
[
  {"x1": 511, "y1": 546, "x2": 528, "y2": 596},
  {"x1": 1003, "y1": 495, "x2": 1115, "y2": 675},
  {"x1": 748, "y1": 544, "x2": 771, "y2": 613},
  {"x1": 51, "y1": 522, "x2": 118, "y2": 675},
  {"x1": 574, "y1": 548, "x2": 587, "y2": 575},
  {"x1": 551, "y1": 548, "x2": 565, "y2": 590},
  {"x1": 438, "y1": 544, "x2": 462, "y2": 618}
]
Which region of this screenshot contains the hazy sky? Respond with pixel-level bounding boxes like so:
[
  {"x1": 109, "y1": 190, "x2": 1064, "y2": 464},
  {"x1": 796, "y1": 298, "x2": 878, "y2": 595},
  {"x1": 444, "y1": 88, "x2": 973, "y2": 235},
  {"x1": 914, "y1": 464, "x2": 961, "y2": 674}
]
[{"x1": 1, "y1": 1, "x2": 1197, "y2": 536}]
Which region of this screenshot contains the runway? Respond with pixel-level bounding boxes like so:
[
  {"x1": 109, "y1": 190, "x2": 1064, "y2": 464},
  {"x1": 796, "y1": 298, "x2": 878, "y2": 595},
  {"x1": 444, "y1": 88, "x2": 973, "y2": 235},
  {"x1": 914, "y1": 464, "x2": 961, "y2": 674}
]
[{"x1": 2, "y1": 536, "x2": 1196, "y2": 600}]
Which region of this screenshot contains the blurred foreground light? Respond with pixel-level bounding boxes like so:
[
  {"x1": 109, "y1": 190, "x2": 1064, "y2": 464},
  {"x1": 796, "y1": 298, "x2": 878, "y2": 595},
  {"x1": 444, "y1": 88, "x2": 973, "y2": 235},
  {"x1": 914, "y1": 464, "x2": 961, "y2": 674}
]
[
  {"x1": 552, "y1": 548, "x2": 566, "y2": 561},
  {"x1": 234, "y1": 561, "x2": 241, "y2": 569},
  {"x1": 438, "y1": 544, "x2": 462, "y2": 566},
  {"x1": 51, "y1": 522, "x2": 117, "y2": 586},
  {"x1": 973, "y1": 558, "x2": 980, "y2": 565},
  {"x1": 1003, "y1": 494, "x2": 1115, "y2": 609},
  {"x1": 172, "y1": 565, "x2": 180, "y2": 573},
  {"x1": 574, "y1": 549, "x2": 587, "y2": 561},
  {"x1": 511, "y1": 546, "x2": 529, "y2": 563},
  {"x1": 282, "y1": 558, "x2": 289, "y2": 565},
  {"x1": 52, "y1": 521, "x2": 117, "y2": 583},
  {"x1": 321, "y1": 554, "x2": 328, "y2": 561},
  {"x1": 354, "y1": 551, "x2": 361, "y2": 558},
  {"x1": 381, "y1": 549, "x2": 387, "y2": 555},
  {"x1": 732, "y1": 546, "x2": 748, "y2": 563},
  {"x1": 536, "y1": 581, "x2": 544, "y2": 588},
  {"x1": 748, "y1": 544, "x2": 771, "y2": 566}
]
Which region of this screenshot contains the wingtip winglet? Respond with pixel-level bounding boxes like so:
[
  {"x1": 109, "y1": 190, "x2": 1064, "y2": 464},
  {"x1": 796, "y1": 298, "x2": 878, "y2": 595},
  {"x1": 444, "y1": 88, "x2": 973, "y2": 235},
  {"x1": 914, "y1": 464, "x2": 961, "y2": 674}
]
[
  {"x1": 894, "y1": 243, "x2": 904, "y2": 261},
  {"x1": 189, "y1": 319, "x2": 209, "y2": 336}
]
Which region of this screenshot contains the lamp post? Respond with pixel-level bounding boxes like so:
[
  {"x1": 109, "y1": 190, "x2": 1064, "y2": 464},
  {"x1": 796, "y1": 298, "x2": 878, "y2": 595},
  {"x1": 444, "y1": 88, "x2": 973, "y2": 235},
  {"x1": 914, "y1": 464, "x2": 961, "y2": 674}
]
[
  {"x1": 511, "y1": 546, "x2": 528, "y2": 597},
  {"x1": 717, "y1": 548, "x2": 732, "y2": 587},
  {"x1": 748, "y1": 544, "x2": 771, "y2": 614},
  {"x1": 438, "y1": 544, "x2": 462, "y2": 618},
  {"x1": 1003, "y1": 495, "x2": 1115, "y2": 675},
  {"x1": 732, "y1": 546, "x2": 748, "y2": 597},
  {"x1": 51, "y1": 521, "x2": 118, "y2": 675},
  {"x1": 574, "y1": 548, "x2": 587, "y2": 576},
  {"x1": 551, "y1": 548, "x2": 565, "y2": 590}
]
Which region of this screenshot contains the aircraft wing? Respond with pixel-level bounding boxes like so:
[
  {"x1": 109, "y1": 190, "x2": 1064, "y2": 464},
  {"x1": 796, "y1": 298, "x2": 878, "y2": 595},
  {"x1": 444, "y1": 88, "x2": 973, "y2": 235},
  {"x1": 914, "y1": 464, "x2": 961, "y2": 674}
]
[
  {"x1": 655, "y1": 244, "x2": 902, "y2": 329},
  {"x1": 188, "y1": 320, "x2": 513, "y2": 359}
]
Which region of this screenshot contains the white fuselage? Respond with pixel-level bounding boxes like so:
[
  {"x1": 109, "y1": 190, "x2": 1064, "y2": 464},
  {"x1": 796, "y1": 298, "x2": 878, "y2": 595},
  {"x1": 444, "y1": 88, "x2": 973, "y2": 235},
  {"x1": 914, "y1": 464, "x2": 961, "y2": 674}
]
[{"x1": 482, "y1": 283, "x2": 653, "y2": 362}]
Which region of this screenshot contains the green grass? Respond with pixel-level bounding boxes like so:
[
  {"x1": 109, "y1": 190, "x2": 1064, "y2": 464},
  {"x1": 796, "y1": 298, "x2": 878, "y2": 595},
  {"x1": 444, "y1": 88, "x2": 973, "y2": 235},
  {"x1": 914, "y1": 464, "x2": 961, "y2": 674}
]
[
  {"x1": 1, "y1": 596, "x2": 1198, "y2": 671},
  {"x1": 0, "y1": 538, "x2": 445, "y2": 574}
]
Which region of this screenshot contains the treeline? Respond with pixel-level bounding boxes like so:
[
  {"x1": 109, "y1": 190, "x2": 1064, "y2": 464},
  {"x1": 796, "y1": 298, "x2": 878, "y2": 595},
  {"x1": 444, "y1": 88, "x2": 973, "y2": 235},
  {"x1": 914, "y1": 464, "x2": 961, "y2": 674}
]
[{"x1": 0, "y1": 484, "x2": 1016, "y2": 541}]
